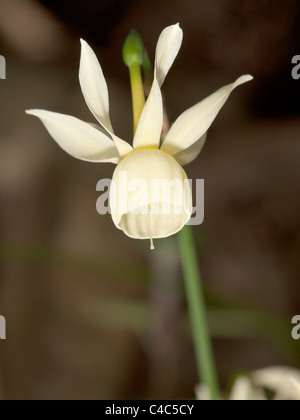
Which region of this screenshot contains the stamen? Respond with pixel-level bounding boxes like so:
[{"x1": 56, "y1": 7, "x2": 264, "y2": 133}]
[
  {"x1": 148, "y1": 204, "x2": 155, "y2": 250},
  {"x1": 150, "y1": 237, "x2": 155, "y2": 251}
]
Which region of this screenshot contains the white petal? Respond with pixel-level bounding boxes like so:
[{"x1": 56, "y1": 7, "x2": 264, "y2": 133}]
[
  {"x1": 110, "y1": 149, "x2": 192, "y2": 240},
  {"x1": 195, "y1": 384, "x2": 211, "y2": 401},
  {"x1": 90, "y1": 122, "x2": 133, "y2": 157},
  {"x1": 26, "y1": 109, "x2": 120, "y2": 163},
  {"x1": 171, "y1": 133, "x2": 207, "y2": 166},
  {"x1": 79, "y1": 39, "x2": 113, "y2": 132},
  {"x1": 229, "y1": 376, "x2": 256, "y2": 401},
  {"x1": 155, "y1": 23, "x2": 183, "y2": 87},
  {"x1": 133, "y1": 79, "x2": 163, "y2": 149},
  {"x1": 161, "y1": 75, "x2": 253, "y2": 157},
  {"x1": 253, "y1": 367, "x2": 300, "y2": 401},
  {"x1": 79, "y1": 40, "x2": 133, "y2": 158},
  {"x1": 110, "y1": 132, "x2": 134, "y2": 157}
]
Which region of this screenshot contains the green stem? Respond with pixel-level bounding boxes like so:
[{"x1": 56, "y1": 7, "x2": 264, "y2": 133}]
[
  {"x1": 129, "y1": 62, "x2": 145, "y2": 134},
  {"x1": 178, "y1": 225, "x2": 220, "y2": 400}
]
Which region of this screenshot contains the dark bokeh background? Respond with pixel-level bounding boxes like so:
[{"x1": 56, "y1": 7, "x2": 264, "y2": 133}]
[{"x1": 0, "y1": 0, "x2": 299, "y2": 400}]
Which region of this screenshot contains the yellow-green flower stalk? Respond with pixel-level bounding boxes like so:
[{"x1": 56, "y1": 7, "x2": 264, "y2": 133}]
[{"x1": 122, "y1": 29, "x2": 146, "y2": 133}]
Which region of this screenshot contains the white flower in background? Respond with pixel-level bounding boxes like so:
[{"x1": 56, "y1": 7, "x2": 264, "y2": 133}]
[
  {"x1": 251, "y1": 366, "x2": 300, "y2": 400},
  {"x1": 26, "y1": 24, "x2": 253, "y2": 248},
  {"x1": 196, "y1": 366, "x2": 300, "y2": 400}
]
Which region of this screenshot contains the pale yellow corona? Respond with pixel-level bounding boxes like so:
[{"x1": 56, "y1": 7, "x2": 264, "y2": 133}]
[{"x1": 110, "y1": 149, "x2": 193, "y2": 246}]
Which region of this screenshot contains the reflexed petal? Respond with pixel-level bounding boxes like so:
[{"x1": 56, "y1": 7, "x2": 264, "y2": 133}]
[
  {"x1": 110, "y1": 149, "x2": 192, "y2": 240},
  {"x1": 171, "y1": 133, "x2": 207, "y2": 166},
  {"x1": 155, "y1": 23, "x2": 183, "y2": 87},
  {"x1": 133, "y1": 79, "x2": 163, "y2": 149},
  {"x1": 79, "y1": 39, "x2": 113, "y2": 132},
  {"x1": 110, "y1": 132, "x2": 134, "y2": 157},
  {"x1": 161, "y1": 75, "x2": 253, "y2": 157},
  {"x1": 79, "y1": 40, "x2": 133, "y2": 158},
  {"x1": 89, "y1": 122, "x2": 132, "y2": 156},
  {"x1": 26, "y1": 109, "x2": 120, "y2": 163}
]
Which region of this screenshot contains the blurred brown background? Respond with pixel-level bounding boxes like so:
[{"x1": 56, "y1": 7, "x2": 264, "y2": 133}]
[{"x1": 0, "y1": 0, "x2": 300, "y2": 400}]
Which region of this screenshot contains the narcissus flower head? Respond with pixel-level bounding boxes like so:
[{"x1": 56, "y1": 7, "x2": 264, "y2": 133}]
[{"x1": 26, "y1": 24, "x2": 253, "y2": 249}]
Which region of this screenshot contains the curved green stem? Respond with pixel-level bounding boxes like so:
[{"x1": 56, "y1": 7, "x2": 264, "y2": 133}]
[{"x1": 178, "y1": 225, "x2": 220, "y2": 400}]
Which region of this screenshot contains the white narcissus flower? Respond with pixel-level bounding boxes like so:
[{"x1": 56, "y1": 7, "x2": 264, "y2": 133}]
[{"x1": 26, "y1": 24, "x2": 253, "y2": 248}]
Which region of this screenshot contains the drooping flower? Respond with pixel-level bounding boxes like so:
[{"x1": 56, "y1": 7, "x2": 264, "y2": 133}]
[{"x1": 26, "y1": 24, "x2": 253, "y2": 248}]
